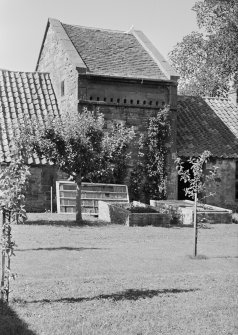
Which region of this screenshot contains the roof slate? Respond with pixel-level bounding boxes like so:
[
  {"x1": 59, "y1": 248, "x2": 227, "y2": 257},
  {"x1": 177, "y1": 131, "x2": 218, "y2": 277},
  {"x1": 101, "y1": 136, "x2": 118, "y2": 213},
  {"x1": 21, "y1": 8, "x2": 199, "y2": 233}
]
[
  {"x1": 0, "y1": 69, "x2": 59, "y2": 164},
  {"x1": 177, "y1": 96, "x2": 238, "y2": 158},
  {"x1": 62, "y1": 23, "x2": 168, "y2": 80}
]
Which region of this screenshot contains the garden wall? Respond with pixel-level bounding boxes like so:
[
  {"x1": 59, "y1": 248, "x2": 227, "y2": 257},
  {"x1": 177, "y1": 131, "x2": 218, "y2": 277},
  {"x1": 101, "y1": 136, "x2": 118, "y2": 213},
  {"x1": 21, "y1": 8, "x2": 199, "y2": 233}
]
[
  {"x1": 150, "y1": 200, "x2": 232, "y2": 225},
  {"x1": 98, "y1": 201, "x2": 171, "y2": 226}
]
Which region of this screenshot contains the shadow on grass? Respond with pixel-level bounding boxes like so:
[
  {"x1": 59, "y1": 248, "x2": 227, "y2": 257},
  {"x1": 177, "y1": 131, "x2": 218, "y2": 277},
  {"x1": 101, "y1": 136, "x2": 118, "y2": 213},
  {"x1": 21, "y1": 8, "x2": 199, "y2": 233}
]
[
  {"x1": 23, "y1": 220, "x2": 109, "y2": 227},
  {"x1": 0, "y1": 300, "x2": 36, "y2": 335},
  {"x1": 212, "y1": 255, "x2": 238, "y2": 259},
  {"x1": 17, "y1": 288, "x2": 199, "y2": 304},
  {"x1": 187, "y1": 254, "x2": 209, "y2": 260},
  {"x1": 16, "y1": 247, "x2": 106, "y2": 252}
]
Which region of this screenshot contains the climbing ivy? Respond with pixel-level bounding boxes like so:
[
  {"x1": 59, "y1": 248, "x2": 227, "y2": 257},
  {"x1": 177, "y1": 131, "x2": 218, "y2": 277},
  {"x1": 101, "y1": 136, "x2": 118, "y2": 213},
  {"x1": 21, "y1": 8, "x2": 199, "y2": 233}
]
[
  {"x1": 0, "y1": 145, "x2": 30, "y2": 302},
  {"x1": 129, "y1": 107, "x2": 171, "y2": 203}
]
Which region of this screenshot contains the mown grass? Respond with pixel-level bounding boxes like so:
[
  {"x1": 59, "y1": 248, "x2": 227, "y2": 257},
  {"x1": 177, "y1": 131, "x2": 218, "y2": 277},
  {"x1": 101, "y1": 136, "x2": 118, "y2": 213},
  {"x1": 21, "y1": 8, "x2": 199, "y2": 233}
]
[{"x1": 0, "y1": 214, "x2": 238, "y2": 335}]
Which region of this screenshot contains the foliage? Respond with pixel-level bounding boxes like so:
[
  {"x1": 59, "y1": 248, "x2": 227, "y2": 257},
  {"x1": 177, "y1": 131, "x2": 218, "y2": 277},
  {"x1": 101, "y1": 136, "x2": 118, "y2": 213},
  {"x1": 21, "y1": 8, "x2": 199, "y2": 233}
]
[
  {"x1": 129, "y1": 107, "x2": 171, "y2": 203},
  {"x1": 232, "y1": 213, "x2": 238, "y2": 224},
  {"x1": 175, "y1": 150, "x2": 218, "y2": 199},
  {"x1": 0, "y1": 146, "x2": 30, "y2": 302},
  {"x1": 114, "y1": 202, "x2": 159, "y2": 213},
  {"x1": 169, "y1": 0, "x2": 238, "y2": 97},
  {"x1": 24, "y1": 108, "x2": 135, "y2": 223},
  {"x1": 175, "y1": 150, "x2": 218, "y2": 256}
]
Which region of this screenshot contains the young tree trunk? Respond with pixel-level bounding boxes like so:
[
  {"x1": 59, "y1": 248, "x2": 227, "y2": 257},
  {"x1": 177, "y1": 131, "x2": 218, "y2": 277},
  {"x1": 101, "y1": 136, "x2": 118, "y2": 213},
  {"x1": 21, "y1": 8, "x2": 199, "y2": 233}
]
[
  {"x1": 1, "y1": 211, "x2": 6, "y2": 301},
  {"x1": 75, "y1": 173, "x2": 83, "y2": 224},
  {"x1": 6, "y1": 211, "x2": 11, "y2": 303},
  {"x1": 194, "y1": 192, "x2": 198, "y2": 257}
]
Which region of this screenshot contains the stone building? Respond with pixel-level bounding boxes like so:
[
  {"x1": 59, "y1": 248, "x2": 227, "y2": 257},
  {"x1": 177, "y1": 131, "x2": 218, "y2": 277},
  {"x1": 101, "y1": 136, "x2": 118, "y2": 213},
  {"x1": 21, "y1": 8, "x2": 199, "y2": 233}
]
[
  {"x1": 177, "y1": 95, "x2": 238, "y2": 209},
  {"x1": 0, "y1": 69, "x2": 65, "y2": 211},
  {"x1": 1, "y1": 18, "x2": 238, "y2": 211},
  {"x1": 36, "y1": 18, "x2": 180, "y2": 200}
]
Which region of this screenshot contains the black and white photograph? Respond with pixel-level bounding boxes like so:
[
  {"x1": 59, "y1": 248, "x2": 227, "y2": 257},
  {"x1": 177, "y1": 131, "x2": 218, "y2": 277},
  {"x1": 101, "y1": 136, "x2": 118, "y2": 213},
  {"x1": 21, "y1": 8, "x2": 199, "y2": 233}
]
[{"x1": 0, "y1": 0, "x2": 237, "y2": 334}]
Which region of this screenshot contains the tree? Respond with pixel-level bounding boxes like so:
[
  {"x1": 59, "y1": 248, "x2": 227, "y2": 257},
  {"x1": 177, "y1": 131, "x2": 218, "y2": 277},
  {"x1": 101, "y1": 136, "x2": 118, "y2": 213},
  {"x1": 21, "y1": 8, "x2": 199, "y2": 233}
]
[
  {"x1": 169, "y1": 0, "x2": 238, "y2": 97},
  {"x1": 176, "y1": 151, "x2": 218, "y2": 257},
  {"x1": 26, "y1": 108, "x2": 134, "y2": 224},
  {"x1": 129, "y1": 107, "x2": 171, "y2": 203},
  {"x1": 0, "y1": 146, "x2": 30, "y2": 302}
]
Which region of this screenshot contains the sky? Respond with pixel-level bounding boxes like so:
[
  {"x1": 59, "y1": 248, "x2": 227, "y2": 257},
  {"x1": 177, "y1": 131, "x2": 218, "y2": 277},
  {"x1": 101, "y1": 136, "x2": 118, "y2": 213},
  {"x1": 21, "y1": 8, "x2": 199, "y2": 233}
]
[{"x1": 0, "y1": 0, "x2": 198, "y2": 72}]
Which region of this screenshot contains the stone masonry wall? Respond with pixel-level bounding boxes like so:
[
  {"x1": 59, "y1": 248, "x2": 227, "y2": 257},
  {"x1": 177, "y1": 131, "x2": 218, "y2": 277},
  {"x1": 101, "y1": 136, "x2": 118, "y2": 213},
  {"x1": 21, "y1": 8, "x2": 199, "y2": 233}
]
[
  {"x1": 78, "y1": 78, "x2": 170, "y2": 108},
  {"x1": 37, "y1": 26, "x2": 78, "y2": 116},
  {"x1": 205, "y1": 159, "x2": 237, "y2": 209},
  {"x1": 25, "y1": 165, "x2": 68, "y2": 212},
  {"x1": 78, "y1": 77, "x2": 178, "y2": 200}
]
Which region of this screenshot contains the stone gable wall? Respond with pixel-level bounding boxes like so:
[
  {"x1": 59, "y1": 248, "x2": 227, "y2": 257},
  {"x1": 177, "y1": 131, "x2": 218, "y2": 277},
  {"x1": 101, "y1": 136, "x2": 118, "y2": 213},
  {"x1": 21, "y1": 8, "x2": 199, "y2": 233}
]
[{"x1": 37, "y1": 26, "x2": 78, "y2": 116}]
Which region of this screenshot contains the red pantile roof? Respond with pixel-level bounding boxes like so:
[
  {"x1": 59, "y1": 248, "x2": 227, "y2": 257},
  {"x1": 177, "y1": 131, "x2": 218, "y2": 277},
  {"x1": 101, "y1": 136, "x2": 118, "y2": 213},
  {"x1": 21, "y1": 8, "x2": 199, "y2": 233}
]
[
  {"x1": 0, "y1": 69, "x2": 59, "y2": 164},
  {"x1": 177, "y1": 96, "x2": 238, "y2": 158}
]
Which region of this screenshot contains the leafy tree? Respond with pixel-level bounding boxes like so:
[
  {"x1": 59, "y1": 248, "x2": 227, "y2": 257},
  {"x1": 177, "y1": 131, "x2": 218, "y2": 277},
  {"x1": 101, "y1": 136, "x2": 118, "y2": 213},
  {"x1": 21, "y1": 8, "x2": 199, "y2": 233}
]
[
  {"x1": 0, "y1": 145, "x2": 30, "y2": 302},
  {"x1": 129, "y1": 107, "x2": 171, "y2": 203},
  {"x1": 169, "y1": 0, "x2": 238, "y2": 97},
  {"x1": 176, "y1": 151, "x2": 218, "y2": 257},
  {"x1": 26, "y1": 108, "x2": 134, "y2": 224}
]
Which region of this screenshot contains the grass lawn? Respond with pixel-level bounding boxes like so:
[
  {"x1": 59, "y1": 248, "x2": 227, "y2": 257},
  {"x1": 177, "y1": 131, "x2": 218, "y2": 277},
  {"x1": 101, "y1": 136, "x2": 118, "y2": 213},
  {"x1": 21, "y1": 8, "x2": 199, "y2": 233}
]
[{"x1": 0, "y1": 214, "x2": 238, "y2": 335}]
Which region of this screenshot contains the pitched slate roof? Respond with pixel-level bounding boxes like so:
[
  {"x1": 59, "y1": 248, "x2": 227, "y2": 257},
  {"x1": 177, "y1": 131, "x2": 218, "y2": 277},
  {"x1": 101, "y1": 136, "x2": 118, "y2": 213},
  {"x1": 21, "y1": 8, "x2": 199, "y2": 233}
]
[
  {"x1": 36, "y1": 18, "x2": 179, "y2": 81},
  {"x1": 0, "y1": 69, "x2": 59, "y2": 164},
  {"x1": 62, "y1": 23, "x2": 168, "y2": 80},
  {"x1": 177, "y1": 96, "x2": 238, "y2": 158}
]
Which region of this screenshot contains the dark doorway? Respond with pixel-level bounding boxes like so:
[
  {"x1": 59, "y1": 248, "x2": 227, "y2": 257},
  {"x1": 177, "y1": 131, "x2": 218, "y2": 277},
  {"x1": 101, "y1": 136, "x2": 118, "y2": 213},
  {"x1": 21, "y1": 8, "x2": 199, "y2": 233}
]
[{"x1": 177, "y1": 161, "x2": 193, "y2": 200}]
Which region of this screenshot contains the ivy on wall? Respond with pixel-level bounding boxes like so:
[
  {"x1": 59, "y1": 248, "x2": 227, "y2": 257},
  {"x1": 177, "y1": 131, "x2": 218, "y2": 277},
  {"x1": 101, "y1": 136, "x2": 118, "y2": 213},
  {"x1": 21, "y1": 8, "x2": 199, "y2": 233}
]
[
  {"x1": 0, "y1": 147, "x2": 30, "y2": 302},
  {"x1": 129, "y1": 107, "x2": 171, "y2": 203}
]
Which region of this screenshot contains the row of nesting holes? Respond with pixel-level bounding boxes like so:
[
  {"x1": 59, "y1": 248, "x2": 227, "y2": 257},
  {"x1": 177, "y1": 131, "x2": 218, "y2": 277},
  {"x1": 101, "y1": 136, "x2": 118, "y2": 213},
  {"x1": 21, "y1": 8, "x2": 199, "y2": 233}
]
[{"x1": 89, "y1": 96, "x2": 161, "y2": 106}]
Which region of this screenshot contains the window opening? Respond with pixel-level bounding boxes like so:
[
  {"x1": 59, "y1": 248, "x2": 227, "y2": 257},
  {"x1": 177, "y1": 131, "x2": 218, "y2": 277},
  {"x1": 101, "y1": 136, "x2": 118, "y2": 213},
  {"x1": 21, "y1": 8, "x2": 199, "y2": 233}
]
[{"x1": 61, "y1": 80, "x2": 65, "y2": 97}]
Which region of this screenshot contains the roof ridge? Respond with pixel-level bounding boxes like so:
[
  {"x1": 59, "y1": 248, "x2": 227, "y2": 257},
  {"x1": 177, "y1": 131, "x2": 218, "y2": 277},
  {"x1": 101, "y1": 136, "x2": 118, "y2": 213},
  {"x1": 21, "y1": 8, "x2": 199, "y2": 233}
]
[
  {"x1": 0, "y1": 68, "x2": 50, "y2": 75},
  {"x1": 178, "y1": 95, "x2": 230, "y2": 101},
  {"x1": 204, "y1": 96, "x2": 229, "y2": 100},
  {"x1": 61, "y1": 21, "x2": 133, "y2": 35}
]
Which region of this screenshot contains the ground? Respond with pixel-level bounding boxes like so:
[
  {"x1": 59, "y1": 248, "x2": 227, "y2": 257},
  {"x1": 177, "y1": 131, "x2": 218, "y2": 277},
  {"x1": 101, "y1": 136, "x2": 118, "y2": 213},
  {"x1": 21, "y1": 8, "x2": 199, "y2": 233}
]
[{"x1": 0, "y1": 214, "x2": 238, "y2": 335}]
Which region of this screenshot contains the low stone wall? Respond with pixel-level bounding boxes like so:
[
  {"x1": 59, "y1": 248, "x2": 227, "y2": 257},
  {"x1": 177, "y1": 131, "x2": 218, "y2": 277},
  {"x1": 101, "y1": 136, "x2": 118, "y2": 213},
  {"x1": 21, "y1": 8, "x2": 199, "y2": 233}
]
[
  {"x1": 150, "y1": 200, "x2": 184, "y2": 225},
  {"x1": 128, "y1": 213, "x2": 170, "y2": 227},
  {"x1": 196, "y1": 212, "x2": 232, "y2": 224},
  {"x1": 150, "y1": 200, "x2": 232, "y2": 225},
  {"x1": 98, "y1": 201, "x2": 171, "y2": 226},
  {"x1": 98, "y1": 201, "x2": 129, "y2": 225}
]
